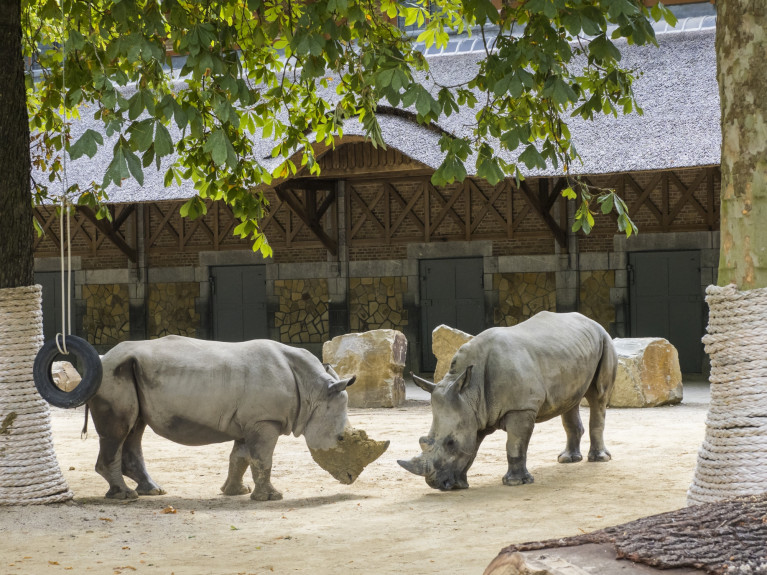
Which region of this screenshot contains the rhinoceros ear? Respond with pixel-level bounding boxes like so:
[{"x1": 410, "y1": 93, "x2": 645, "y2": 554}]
[
  {"x1": 455, "y1": 365, "x2": 473, "y2": 393},
  {"x1": 328, "y1": 375, "x2": 356, "y2": 394},
  {"x1": 323, "y1": 363, "x2": 340, "y2": 379}
]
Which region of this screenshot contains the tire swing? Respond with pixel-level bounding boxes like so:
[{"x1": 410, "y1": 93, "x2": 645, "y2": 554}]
[{"x1": 32, "y1": 199, "x2": 102, "y2": 409}]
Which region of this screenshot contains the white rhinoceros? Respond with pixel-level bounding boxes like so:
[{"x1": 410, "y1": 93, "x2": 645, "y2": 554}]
[
  {"x1": 89, "y1": 335, "x2": 386, "y2": 501},
  {"x1": 399, "y1": 312, "x2": 617, "y2": 490}
]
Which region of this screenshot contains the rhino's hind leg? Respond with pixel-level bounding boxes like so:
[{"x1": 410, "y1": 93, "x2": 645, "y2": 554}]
[
  {"x1": 221, "y1": 440, "x2": 252, "y2": 496},
  {"x1": 557, "y1": 405, "x2": 584, "y2": 463},
  {"x1": 501, "y1": 410, "x2": 536, "y2": 486},
  {"x1": 122, "y1": 416, "x2": 166, "y2": 496},
  {"x1": 247, "y1": 422, "x2": 283, "y2": 501},
  {"x1": 584, "y1": 386, "x2": 611, "y2": 462},
  {"x1": 90, "y1": 396, "x2": 140, "y2": 500}
]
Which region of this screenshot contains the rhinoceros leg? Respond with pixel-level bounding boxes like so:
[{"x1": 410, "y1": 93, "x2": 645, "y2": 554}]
[
  {"x1": 90, "y1": 396, "x2": 140, "y2": 500},
  {"x1": 500, "y1": 410, "x2": 536, "y2": 486},
  {"x1": 557, "y1": 405, "x2": 584, "y2": 463},
  {"x1": 221, "y1": 440, "x2": 252, "y2": 496},
  {"x1": 584, "y1": 387, "x2": 611, "y2": 462},
  {"x1": 121, "y1": 415, "x2": 166, "y2": 496},
  {"x1": 248, "y1": 422, "x2": 283, "y2": 501}
]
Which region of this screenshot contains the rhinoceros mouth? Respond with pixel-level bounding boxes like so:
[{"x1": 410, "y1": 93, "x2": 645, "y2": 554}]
[{"x1": 426, "y1": 474, "x2": 467, "y2": 491}]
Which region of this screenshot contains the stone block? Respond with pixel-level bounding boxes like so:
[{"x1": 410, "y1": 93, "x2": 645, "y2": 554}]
[
  {"x1": 323, "y1": 330, "x2": 407, "y2": 408},
  {"x1": 609, "y1": 338, "x2": 683, "y2": 407},
  {"x1": 432, "y1": 325, "x2": 475, "y2": 383},
  {"x1": 51, "y1": 361, "x2": 82, "y2": 392}
]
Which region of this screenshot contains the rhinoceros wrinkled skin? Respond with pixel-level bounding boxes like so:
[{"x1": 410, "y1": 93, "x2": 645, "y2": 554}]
[
  {"x1": 89, "y1": 336, "x2": 358, "y2": 501},
  {"x1": 399, "y1": 312, "x2": 617, "y2": 491}
]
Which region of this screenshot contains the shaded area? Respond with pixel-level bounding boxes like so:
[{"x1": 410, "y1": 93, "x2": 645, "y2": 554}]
[{"x1": 489, "y1": 494, "x2": 767, "y2": 574}]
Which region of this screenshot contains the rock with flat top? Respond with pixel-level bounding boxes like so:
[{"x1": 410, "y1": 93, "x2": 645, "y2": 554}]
[
  {"x1": 323, "y1": 330, "x2": 407, "y2": 408},
  {"x1": 432, "y1": 325, "x2": 475, "y2": 383},
  {"x1": 609, "y1": 338, "x2": 683, "y2": 407}
]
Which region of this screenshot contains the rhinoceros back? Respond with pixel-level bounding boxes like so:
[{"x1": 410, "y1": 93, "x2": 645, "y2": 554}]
[
  {"x1": 98, "y1": 336, "x2": 321, "y2": 445},
  {"x1": 458, "y1": 312, "x2": 615, "y2": 424}
]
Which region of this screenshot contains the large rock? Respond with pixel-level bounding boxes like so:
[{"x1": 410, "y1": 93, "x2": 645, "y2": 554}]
[
  {"x1": 51, "y1": 361, "x2": 82, "y2": 392},
  {"x1": 322, "y1": 330, "x2": 407, "y2": 408},
  {"x1": 432, "y1": 325, "x2": 474, "y2": 383},
  {"x1": 609, "y1": 338, "x2": 683, "y2": 407}
]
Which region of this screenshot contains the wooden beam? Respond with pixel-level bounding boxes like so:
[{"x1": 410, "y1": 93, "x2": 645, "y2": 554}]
[
  {"x1": 519, "y1": 180, "x2": 567, "y2": 248},
  {"x1": 274, "y1": 187, "x2": 338, "y2": 255},
  {"x1": 76, "y1": 205, "x2": 137, "y2": 262}
]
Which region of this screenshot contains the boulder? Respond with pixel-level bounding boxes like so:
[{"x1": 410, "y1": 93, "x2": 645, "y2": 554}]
[
  {"x1": 609, "y1": 338, "x2": 683, "y2": 407},
  {"x1": 322, "y1": 330, "x2": 407, "y2": 408},
  {"x1": 51, "y1": 361, "x2": 82, "y2": 392},
  {"x1": 432, "y1": 325, "x2": 474, "y2": 383}
]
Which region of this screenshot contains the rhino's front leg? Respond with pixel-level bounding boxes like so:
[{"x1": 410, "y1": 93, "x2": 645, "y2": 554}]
[
  {"x1": 456, "y1": 429, "x2": 494, "y2": 489},
  {"x1": 557, "y1": 405, "x2": 584, "y2": 463},
  {"x1": 584, "y1": 388, "x2": 611, "y2": 462},
  {"x1": 221, "y1": 440, "x2": 252, "y2": 496},
  {"x1": 500, "y1": 410, "x2": 536, "y2": 486},
  {"x1": 246, "y1": 422, "x2": 283, "y2": 501}
]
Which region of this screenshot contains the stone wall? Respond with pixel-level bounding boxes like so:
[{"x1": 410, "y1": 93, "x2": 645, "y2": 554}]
[
  {"x1": 349, "y1": 277, "x2": 408, "y2": 332},
  {"x1": 148, "y1": 282, "x2": 200, "y2": 339},
  {"x1": 82, "y1": 283, "x2": 130, "y2": 349},
  {"x1": 579, "y1": 270, "x2": 615, "y2": 333},
  {"x1": 274, "y1": 278, "x2": 329, "y2": 344},
  {"x1": 493, "y1": 272, "x2": 556, "y2": 326}
]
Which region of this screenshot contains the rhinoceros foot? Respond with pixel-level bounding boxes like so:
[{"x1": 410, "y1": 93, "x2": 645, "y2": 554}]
[
  {"x1": 105, "y1": 486, "x2": 138, "y2": 500},
  {"x1": 220, "y1": 481, "x2": 251, "y2": 496},
  {"x1": 136, "y1": 481, "x2": 166, "y2": 496},
  {"x1": 309, "y1": 427, "x2": 389, "y2": 485},
  {"x1": 250, "y1": 488, "x2": 282, "y2": 501},
  {"x1": 502, "y1": 471, "x2": 534, "y2": 486},
  {"x1": 588, "y1": 448, "x2": 611, "y2": 462},
  {"x1": 557, "y1": 450, "x2": 583, "y2": 464}
]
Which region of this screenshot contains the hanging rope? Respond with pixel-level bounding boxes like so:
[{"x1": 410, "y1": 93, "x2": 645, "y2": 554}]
[
  {"x1": 0, "y1": 286, "x2": 73, "y2": 505},
  {"x1": 55, "y1": 198, "x2": 72, "y2": 355},
  {"x1": 688, "y1": 283, "x2": 767, "y2": 505}
]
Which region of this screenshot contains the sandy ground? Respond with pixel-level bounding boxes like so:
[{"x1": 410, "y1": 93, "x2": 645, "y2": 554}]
[{"x1": 1, "y1": 379, "x2": 710, "y2": 575}]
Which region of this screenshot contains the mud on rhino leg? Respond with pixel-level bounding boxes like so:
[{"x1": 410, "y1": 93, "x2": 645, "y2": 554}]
[
  {"x1": 584, "y1": 387, "x2": 611, "y2": 462},
  {"x1": 501, "y1": 410, "x2": 536, "y2": 486},
  {"x1": 557, "y1": 405, "x2": 584, "y2": 463},
  {"x1": 247, "y1": 422, "x2": 283, "y2": 501},
  {"x1": 221, "y1": 440, "x2": 252, "y2": 496},
  {"x1": 121, "y1": 415, "x2": 166, "y2": 496}
]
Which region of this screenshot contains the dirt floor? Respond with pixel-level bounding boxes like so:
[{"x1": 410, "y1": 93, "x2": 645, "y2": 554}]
[{"x1": 1, "y1": 379, "x2": 710, "y2": 575}]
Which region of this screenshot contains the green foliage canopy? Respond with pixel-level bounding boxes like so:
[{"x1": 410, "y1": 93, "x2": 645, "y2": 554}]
[{"x1": 24, "y1": 0, "x2": 676, "y2": 254}]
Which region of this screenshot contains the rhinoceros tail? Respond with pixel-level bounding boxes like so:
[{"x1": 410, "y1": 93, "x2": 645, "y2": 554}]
[{"x1": 592, "y1": 330, "x2": 618, "y2": 399}]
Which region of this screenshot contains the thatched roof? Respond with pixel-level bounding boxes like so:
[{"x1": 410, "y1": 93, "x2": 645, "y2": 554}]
[{"x1": 49, "y1": 18, "x2": 718, "y2": 204}]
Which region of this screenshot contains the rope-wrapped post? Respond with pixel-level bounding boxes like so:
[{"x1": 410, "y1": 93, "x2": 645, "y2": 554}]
[
  {"x1": 0, "y1": 285, "x2": 72, "y2": 505},
  {"x1": 688, "y1": 284, "x2": 767, "y2": 505}
]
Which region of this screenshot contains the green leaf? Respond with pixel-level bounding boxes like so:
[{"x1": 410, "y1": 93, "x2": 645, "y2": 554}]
[
  {"x1": 204, "y1": 128, "x2": 229, "y2": 167},
  {"x1": 69, "y1": 129, "x2": 104, "y2": 160},
  {"x1": 561, "y1": 187, "x2": 576, "y2": 200},
  {"x1": 519, "y1": 145, "x2": 547, "y2": 170},
  {"x1": 155, "y1": 123, "x2": 174, "y2": 158},
  {"x1": 599, "y1": 192, "x2": 614, "y2": 214},
  {"x1": 589, "y1": 35, "x2": 622, "y2": 62}
]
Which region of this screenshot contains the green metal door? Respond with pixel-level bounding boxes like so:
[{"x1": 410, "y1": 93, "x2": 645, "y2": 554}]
[
  {"x1": 629, "y1": 251, "x2": 704, "y2": 373},
  {"x1": 210, "y1": 265, "x2": 267, "y2": 342},
  {"x1": 420, "y1": 258, "x2": 485, "y2": 372}
]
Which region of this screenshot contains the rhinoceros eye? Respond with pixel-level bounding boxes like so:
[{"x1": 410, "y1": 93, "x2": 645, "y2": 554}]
[{"x1": 445, "y1": 438, "x2": 456, "y2": 449}]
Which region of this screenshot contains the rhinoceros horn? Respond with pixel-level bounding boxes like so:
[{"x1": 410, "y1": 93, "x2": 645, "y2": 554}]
[
  {"x1": 397, "y1": 455, "x2": 428, "y2": 477},
  {"x1": 410, "y1": 372, "x2": 437, "y2": 394}
]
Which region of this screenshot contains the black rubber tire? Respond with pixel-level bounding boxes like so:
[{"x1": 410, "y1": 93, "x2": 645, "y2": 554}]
[{"x1": 33, "y1": 335, "x2": 103, "y2": 409}]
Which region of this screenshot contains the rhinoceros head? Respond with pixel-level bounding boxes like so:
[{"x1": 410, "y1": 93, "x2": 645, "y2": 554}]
[
  {"x1": 303, "y1": 371, "x2": 356, "y2": 451},
  {"x1": 398, "y1": 364, "x2": 478, "y2": 491}
]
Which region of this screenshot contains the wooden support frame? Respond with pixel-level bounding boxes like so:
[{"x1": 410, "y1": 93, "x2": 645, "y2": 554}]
[
  {"x1": 77, "y1": 205, "x2": 138, "y2": 262},
  {"x1": 273, "y1": 180, "x2": 339, "y2": 255}
]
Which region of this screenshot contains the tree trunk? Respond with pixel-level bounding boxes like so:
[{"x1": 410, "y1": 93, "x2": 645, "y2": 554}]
[
  {"x1": 0, "y1": 0, "x2": 34, "y2": 290},
  {"x1": 717, "y1": 1, "x2": 767, "y2": 290}
]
